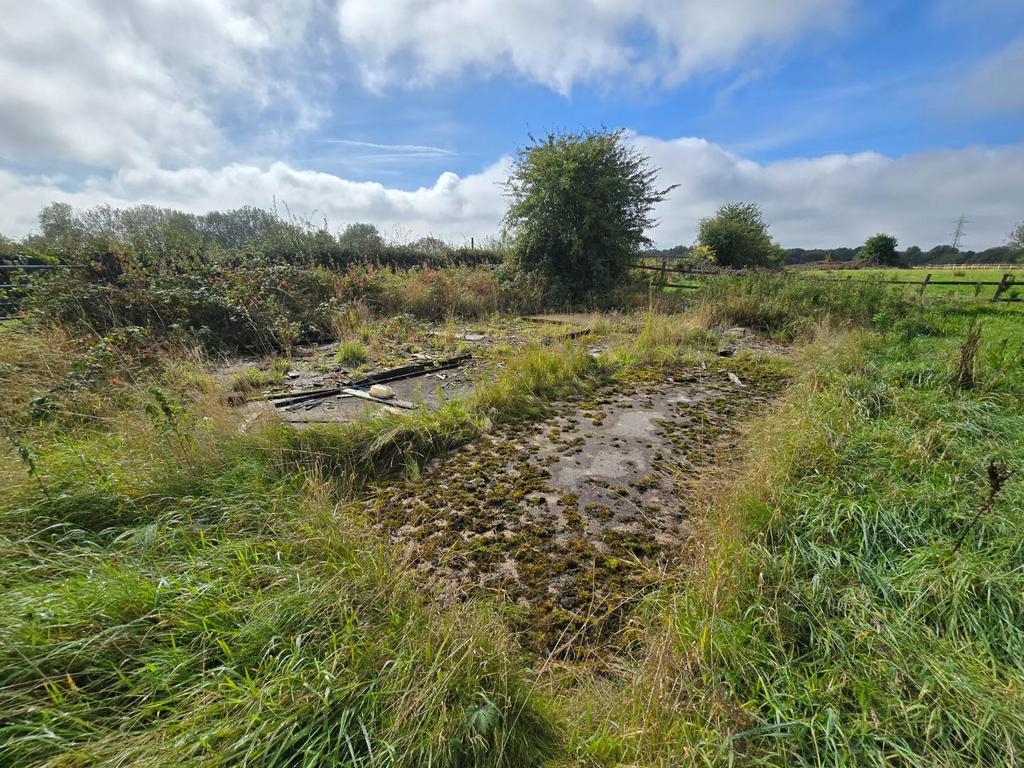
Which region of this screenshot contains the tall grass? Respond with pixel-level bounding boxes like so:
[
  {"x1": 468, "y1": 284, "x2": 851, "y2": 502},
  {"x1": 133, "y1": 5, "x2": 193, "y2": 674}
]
[
  {"x1": 8, "y1": 279, "x2": 1022, "y2": 766},
  {"x1": 0, "y1": 400, "x2": 558, "y2": 767},
  {"x1": 698, "y1": 272, "x2": 919, "y2": 338},
  {"x1": 564, "y1": 305, "x2": 1024, "y2": 765}
]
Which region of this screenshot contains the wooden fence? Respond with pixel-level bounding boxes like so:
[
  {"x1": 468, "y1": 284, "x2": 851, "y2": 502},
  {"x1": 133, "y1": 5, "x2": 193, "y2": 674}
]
[
  {"x1": 632, "y1": 261, "x2": 1022, "y2": 302},
  {"x1": 925, "y1": 264, "x2": 1022, "y2": 271}
]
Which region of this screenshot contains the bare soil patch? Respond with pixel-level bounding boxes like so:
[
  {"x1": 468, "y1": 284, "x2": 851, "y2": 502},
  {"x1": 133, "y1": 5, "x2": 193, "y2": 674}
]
[
  {"x1": 216, "y1": 317, "x2": 576, "y2": 426},
  {"x1": 363, "y1": 354, "x2": 790, "y2": 656}
]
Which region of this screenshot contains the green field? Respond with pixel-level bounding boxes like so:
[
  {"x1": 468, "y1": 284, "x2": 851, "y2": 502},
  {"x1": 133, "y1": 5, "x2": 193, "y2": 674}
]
[{"x1": 801, "y1": 266, "x2": 1024, "y2": 303}]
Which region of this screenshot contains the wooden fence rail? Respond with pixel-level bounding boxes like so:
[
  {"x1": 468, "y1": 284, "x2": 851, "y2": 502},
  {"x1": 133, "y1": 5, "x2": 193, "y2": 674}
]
[{"x1": 630, "y1": 261, "x2": 1021, "y2": 303}]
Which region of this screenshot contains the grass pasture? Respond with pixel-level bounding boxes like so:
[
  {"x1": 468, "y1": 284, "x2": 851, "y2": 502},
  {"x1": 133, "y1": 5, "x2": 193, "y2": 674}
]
[{"x1": 802, "y1": 265, "x2": 1024, "y2": 304}]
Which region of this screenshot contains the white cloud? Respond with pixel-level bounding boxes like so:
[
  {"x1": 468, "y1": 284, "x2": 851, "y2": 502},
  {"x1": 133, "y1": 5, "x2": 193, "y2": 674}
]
[
  {"x1": 0, "y1": 159, "x2": 511, "y2": 246},
  {"x1": 3, "y1": 137, "x2": 1022, "y2": 249},
  {"x1": 335, "y1": 0, "x2": 851, "y2": 94},
  {"x1": 0, "y1": 0, "x2": 320, "y2": 169},
  {"x1": 955, "y1": 38, "x2": 1024, "y2": 115},
  {"x1": 637, "y1": 136, "x2": 1024, "y2": 248}
]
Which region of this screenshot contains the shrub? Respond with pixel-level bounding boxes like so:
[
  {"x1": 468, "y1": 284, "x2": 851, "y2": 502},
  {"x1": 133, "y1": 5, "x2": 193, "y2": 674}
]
[
  {"x1": 334, "y1": 339, "x2": 369, "y2": 367},
  {"x1": 503, "y1": 128, "x2": 675, "y2": 299},
  {"x1": 859, "y1": 232, "x2": 901, "y2": 266},
  {"x1": 25, "y1": 261, "x2": 342, "y2": 353},
  {"x1": 697, "y1": 202, "x2": 784, "y2": 269}
]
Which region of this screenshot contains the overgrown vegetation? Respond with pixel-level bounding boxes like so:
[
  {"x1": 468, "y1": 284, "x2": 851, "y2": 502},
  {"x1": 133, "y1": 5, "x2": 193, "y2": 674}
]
[
  {"x1": 564, "y1": 297, "x2": 1024, "y2": 766},
  {"x1": 2, "y1": 203, "x2": 523, "y2": 352},
  {"x1": 697, "y1": 201, "x2": 784, "y2": 269},
  {"x1": 698, "y1": 271, "x2": 920, "y2": 338},
  {"x1": 3, "y1": 237, "x2": 1023, "y2": 766}
]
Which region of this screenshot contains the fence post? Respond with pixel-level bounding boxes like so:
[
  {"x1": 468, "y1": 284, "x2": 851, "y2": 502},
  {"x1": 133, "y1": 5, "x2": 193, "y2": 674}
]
[
  {"x1": 993, "y1": 273, "x2": 1014, "y2": 302},
  {"x1": 917, "y1": 273, "x2": 931, "y2": 296}
]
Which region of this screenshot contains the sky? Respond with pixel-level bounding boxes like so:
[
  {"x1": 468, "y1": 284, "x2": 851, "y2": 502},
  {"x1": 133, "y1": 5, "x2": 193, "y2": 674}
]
[{"x1": 1, "y1": 0, "x2": 1022, "y2": 249}]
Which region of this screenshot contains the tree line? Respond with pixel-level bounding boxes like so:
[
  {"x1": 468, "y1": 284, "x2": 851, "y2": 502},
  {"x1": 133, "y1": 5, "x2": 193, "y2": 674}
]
[{"x1": 4, "y1": 128, "x2": 1023, "y2": 301}]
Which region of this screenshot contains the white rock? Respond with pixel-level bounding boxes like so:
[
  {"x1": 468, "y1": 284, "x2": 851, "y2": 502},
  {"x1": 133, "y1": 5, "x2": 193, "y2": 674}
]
[{"x1": 368, "y1": 384, "x2": 396, "y2": 400}]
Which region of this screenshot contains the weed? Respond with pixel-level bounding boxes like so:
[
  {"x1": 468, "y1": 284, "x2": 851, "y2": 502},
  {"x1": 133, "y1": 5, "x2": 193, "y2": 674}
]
[
  {"x1": 952, "y1": 458, "x2": 1012, "y2": 554},
  {"x1": 143, "y1": 387, "x2": 196, "y2": 470},
  {"x1": 1, "y1": 423, "x2": 51, "y2": 500},
  {"x1": 950, "y1": 319, "x2": 982, "y2": 390},
  {"x1": 335, "y1": 339, "x2": 370, "y2": 367}
]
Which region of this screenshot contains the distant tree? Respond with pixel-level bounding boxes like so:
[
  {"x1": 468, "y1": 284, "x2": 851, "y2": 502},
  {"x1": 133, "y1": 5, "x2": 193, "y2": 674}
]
[
  {"x1": 859, "y1": 233, "x2": 901, "y2": 266},
  {"x1": 696, "y1": 202, "x2": 783, "y2": 268},
  {"x1": 201, "y1": 206, "x2": 282, "y2": 248},
  {"x1": 410, "y1": 236, "x2": 449, "y2": 255},
  {"x1": 503, "y1": 128, "x2": 676, "y2": 297},
  {"x1": 338, "y1": 222, "x2": 384, "y2": 255},
  {"x1": 903, "y1": 245, "x2": 923, "y2": 265},
  {"x1": 36, "y1": 202, "x2": 85, "y2": 255},
  {"x1": 1011, "y1": 221, "x2": 1024, "y2": 253}
]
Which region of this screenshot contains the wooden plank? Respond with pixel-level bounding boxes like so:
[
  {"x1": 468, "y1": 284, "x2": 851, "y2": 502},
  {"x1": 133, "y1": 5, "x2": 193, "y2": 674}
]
[{"x1": 340, "y1": 388, "x2": 416, "y2": 411}]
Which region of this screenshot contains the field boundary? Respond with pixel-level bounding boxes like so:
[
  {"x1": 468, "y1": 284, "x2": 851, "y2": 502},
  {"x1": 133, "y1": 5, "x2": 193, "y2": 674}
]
[{"x1": 632, "y1": 261, "x2": 1022, "y2": 302}]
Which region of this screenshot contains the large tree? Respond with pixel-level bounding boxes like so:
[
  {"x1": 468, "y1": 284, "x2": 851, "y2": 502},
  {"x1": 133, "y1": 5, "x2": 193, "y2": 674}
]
[
  {"x1": 697, "y1": 202, "x2": 783, "y2": 268},
  {"x1": 859, "y1": 233, "x2": 901, "y2": 266},
  {"x1": 503, "y1": 128, "x2": 675, "y2": 297}
]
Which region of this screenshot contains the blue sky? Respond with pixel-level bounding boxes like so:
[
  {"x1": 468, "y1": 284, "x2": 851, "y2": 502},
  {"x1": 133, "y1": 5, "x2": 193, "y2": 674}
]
[
  {"x1": 1, "y1": 0, "x2": 1022, "y2": 248},
  {"x1": 301, "y1": 1, "x2": 1024, "y2": 185}
]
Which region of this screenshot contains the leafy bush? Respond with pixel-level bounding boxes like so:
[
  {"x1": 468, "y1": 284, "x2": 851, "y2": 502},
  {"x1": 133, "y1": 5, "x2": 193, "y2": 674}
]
[
  {"x1": 859, "y1": 232, "x2": 902, "y2": 266},
  {"x1": 697, "y1": 202, "x2": 784, "y2": 268},
  {"x1": 503, "y1": 128, "x2": 675, "y2": 299}
]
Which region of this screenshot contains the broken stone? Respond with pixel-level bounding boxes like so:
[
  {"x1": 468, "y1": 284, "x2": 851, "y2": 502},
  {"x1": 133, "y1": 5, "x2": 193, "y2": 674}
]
[{"x1": 368, "y1": 384, "x2": 396, "y2": 399}]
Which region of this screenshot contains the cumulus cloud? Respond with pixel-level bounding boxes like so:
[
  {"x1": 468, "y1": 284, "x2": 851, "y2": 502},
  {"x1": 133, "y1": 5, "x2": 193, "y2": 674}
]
[
  {"x1": 635, "y1": 136, "x2": 1024, "y2": 248},
  {"x1": 3, "y1": 138, "x2": 1022, "y2": 249},
  {"x1": 335, "y1": 0, "x2": 850, "y2": 94},
  {"x1": 0, "y1": 159, "x2": 511, "y2": 246},
  {"x1": 0, "y1": 0, "x2": 319, "y2": 169}
]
